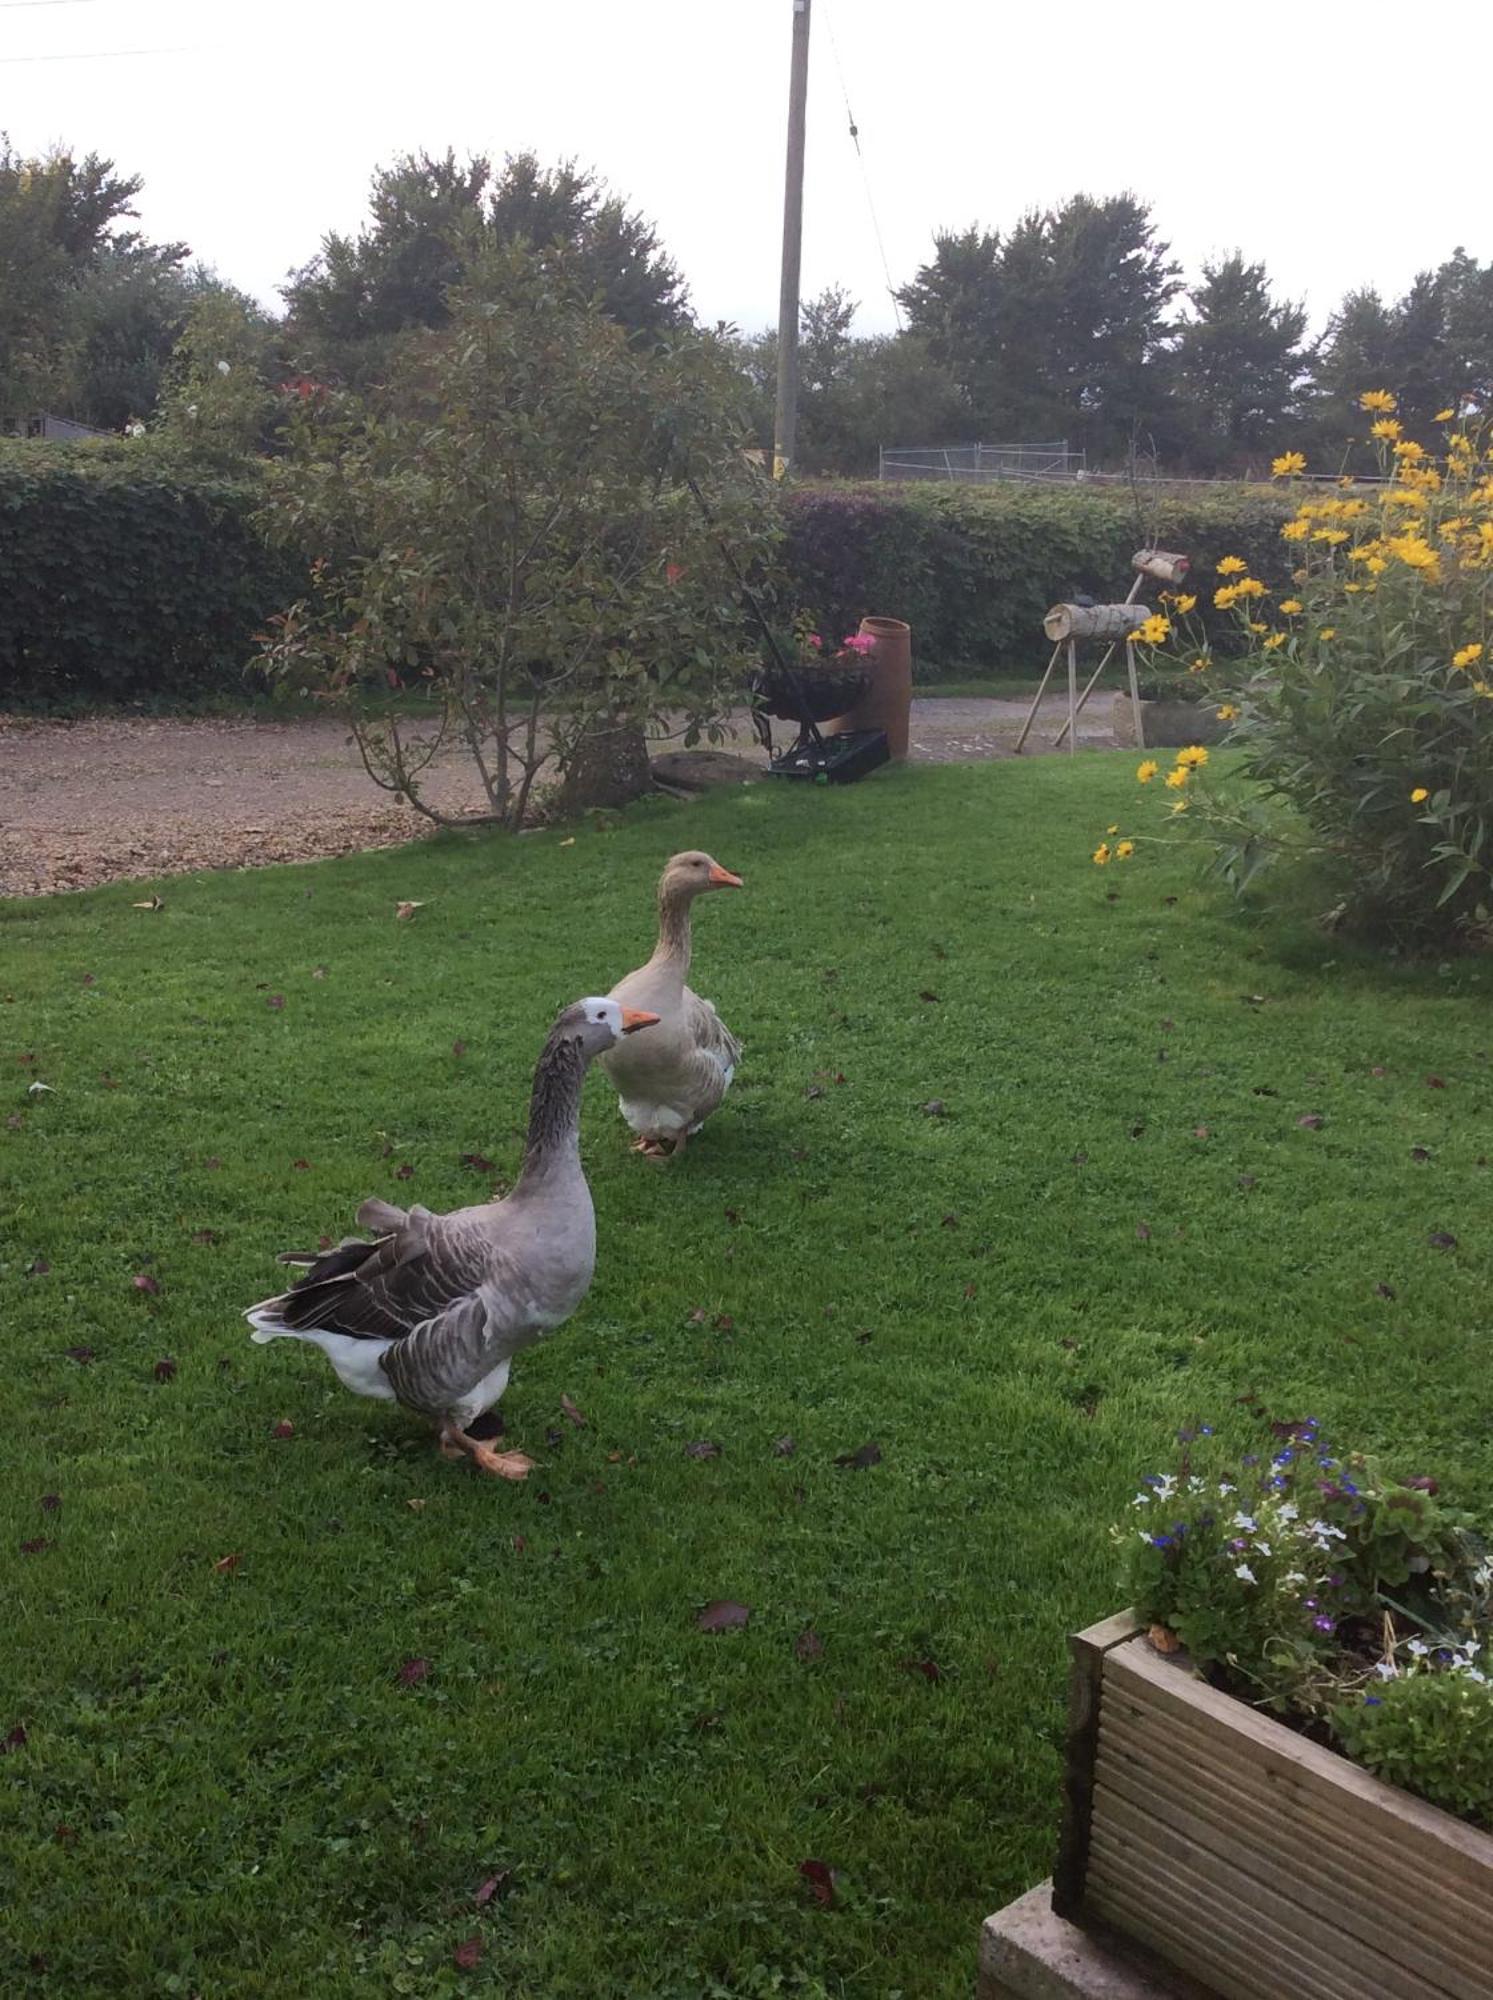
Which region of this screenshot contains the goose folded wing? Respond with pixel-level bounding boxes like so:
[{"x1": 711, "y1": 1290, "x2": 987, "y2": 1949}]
[{"x1": 275, "y1": 1208, "x2": 491, "y2": 1342}]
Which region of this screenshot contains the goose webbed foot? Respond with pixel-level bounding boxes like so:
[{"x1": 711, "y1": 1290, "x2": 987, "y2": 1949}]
[
  {"x1": 631, "y1": 1135, "x2": 673, "y2": 1159},
  {"x1": 438, "y1": 1423, "x2": 537, "y2": 1481}
]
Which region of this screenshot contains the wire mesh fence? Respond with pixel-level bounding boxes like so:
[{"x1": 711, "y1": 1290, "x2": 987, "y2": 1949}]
[{"x1": 878, "y1": 442, "x2": 1085, "y2": 484}]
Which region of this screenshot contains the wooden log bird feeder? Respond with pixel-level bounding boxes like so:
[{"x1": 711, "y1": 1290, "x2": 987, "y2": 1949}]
[{"x1": 1015, "y1": 549, "x2": 1192, "y2": 755}]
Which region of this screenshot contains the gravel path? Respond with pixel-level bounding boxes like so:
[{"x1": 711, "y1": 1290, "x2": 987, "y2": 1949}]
[{"x1": 0, "y1": 694, "x2": 1117, "y2": 897}]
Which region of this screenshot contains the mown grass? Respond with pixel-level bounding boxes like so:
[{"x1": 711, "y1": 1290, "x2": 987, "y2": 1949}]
[{"x1": 5, "y1": 755, "x2": 1492, "y2": 1999}]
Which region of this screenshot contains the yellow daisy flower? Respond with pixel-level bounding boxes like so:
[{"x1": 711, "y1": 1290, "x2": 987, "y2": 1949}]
[
  {"x1": 1359, "y1": 389, "x2": 1397, "y2": 413},
  {"x1": 1136, "y1": 760, "x2": 1159, "y2": 784},
  {"x1": 1217, "y1": 704, "x2": 1239, "y2": 721},
  {"x1": 1271, "y1": 451, "x2": 1306, "y2": 479},
  {"x1": 1164, "y1": 765, "x2": 1189, "y2": 790},
  {"x1": 1092, "y1": 842, "x2": 1111, "y2": 866},
  {"x1": 1134, "y1": 613, "x2": 1172, "y2": 646},
  {"x1": 1319, "y1": 628, "x2": 1337, "y2": 641},
  {"x1": 1410, "y1": 787, "x2": 1429, "y2": 803},
  {"x1": 1263, "y1": 632, "x2": 1287, "y2": 651},
  {"x1": 1175, "y1": 593, "x2": 1197, "y2": 614},
  {"x1": 1434, "y1": 408, "x2": 1456, "y2": 423},
  {"x1": 1216, "y1": 555, "x2": 1247, "y2": 575},
  {"x1": 1453, "y1": 643, "x2": 1484, "y2": 670},
  {"x1": 1280, "y1": 519, "x2": 1310, "y2": 542},
  {"x1": 1370, "y1": 418, "x2": 1402, "y2": 442},
  {"x1": 1175, "y1": 745, "x2": 1210, "y2": 769},
  {"x1": 1115, "y1": 839, "x2": 1135, "y2": 859},
  {"x1": 1279, "y1": 599, "x2": 1303, "y2": 615}
]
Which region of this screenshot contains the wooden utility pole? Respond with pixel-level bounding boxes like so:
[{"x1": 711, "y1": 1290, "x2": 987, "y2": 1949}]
[{"x1": 773, "y1": 0, "x2": 811, "y2": 480}]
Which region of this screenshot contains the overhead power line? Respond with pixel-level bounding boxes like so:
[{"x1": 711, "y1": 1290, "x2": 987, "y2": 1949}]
[
  {"x1": 820, "y1": 0, "x2": 903, "y2": 330},
  {"x1": 0, "y1": 42, "x2": 208, "y2": 59}
]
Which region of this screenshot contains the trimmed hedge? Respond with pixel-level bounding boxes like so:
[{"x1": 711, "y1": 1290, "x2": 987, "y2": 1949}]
[
  {"x1": 0, "y1": 443, "x2": 300, "y2": 707},
  {"x1": 0, "y1": 448, "x2": 1295, "y2": 706},
  {"x1": 781, "y1": 481, "x2": 1297, "y2": 674}
]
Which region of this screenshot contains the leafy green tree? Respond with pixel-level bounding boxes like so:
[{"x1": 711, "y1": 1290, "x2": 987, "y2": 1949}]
[
  {"x1": 151, "y1": 287, "x2": 285, "y2": 465},
  {"x1": 899, "y1": 195, "x2": 1178, "y2": 458},
  {"x1": 283, "y1": 151, "x2": 686, "y2": 386},
  {"x1": 1171, "y1": 254, "x2": 1308, "y2": 467},
  {"x1": 0, "y1": 136, "x2": 187, "y2": 423},
  {"x1": 261, "y1": 246, "x2": 776, "y2": 825}
]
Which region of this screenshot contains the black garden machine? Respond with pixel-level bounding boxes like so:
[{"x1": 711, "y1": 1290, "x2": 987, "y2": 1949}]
[{"x1": 685, "y1": 473, "x2": 890, "y2": 786}]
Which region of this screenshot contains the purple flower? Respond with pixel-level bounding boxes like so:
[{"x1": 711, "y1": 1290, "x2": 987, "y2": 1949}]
[
  {"x1": 1200, "y1": 1424, "x2": 1215, "y2": 1436},
  {"x1": 1305, "y1": 1597, "x2": 1319, "y2": 1609},
  {"x1": 1273, "y1": 1449, "x2": 1294, "y2": 1466},
  {"x1": 1230, "y1": 1537, "x2": 1249, "y2": 1552},
  {"x1": 1340, "y1": 1478, "x2": 1359, "y2": 1496},
  {"x1": 1150, "y1": 1534, "x2": 1174, "y2": 1549},
  {"x1": 1364, "y1": 1695, "x2": 1382, "y2": 1706},
  {"x1": 1313, "y1": 1615, "x2": 1335, "y2": 1633},
  {"x1": 1141, "y1": 1474, "x2": 1165, "y2": 1488}
]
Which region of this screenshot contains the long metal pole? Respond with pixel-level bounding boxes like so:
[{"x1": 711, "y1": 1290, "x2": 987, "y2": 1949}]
[{"x1": 772, "y1": 0, "x2": 811, "y2": 480}]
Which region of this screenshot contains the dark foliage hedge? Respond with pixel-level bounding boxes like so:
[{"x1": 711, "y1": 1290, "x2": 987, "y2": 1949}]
[
  {"x1": 0, "y1": 444, "x2": 300, "y2": 707},
  {"x1": 0, "y1": 449, "x2": 1295, "y2": 706},
  {"x1": 780, "y1": 481, "x2": 1297, "y2": 673}
]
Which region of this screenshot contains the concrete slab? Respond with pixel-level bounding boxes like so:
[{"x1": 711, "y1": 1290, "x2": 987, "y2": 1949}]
[{"x1": 977, "y1": 1884, "x2": 1210, "y2": 2000}]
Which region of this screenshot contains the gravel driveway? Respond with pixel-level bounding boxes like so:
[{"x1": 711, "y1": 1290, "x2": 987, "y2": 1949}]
[{"x1": 0, "y1": 693, "x2": 1116, "y2": 897}]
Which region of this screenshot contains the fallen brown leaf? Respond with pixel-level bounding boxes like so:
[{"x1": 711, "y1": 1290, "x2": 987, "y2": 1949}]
[
  {"x1": 395, "y1": 901, "x2": 425, "y2": 920},
  {"x1": 131, "y1": 1272, "x2": 161, "y2": 1295},
  {"x1": 834, "y1": 1441, "x2": 882, "y2": 1470},
  {"x1": 794, "y1": 1627, "x2": 824, "y2": 1661},
  {"x1": 214, "y1": 1553, "x2": 242, "y2": 1575},
  {"x1": 799, "y1": 1858, "x2": 837, "y2": 1907},
  {"x1": 152, "y1": 1356, "x2": 177, "y2": 1382},
  {"x1": 560, "y1": 1393, "x2": 587, "y2": 1428},
  {"x1": 696, "y1": 1599, "x2": 751, "y2": 1632},
  {"x1": 397, "y1": 1657, "x2": 431, "y2": 1685},
  {"x1": 452, "y1": 1936, "x2": 482, "y2": 1970},
  {"x1": 684, "y1": 1440, "x2": 721, "y2": 1460}
]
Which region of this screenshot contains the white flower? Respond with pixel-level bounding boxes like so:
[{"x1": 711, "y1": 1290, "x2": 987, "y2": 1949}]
[
  {"x1": 1234, "y1": 1563, "x2": 1257, "y2": 1585},
  {"x1": 1233, "y1": 1512, "x2": 1257, "y2": 1532},
  {"x1": 1463, "y1": 1667, "x2": 1488, "y2": 1685},
  {"x1": 1374, "y1": 1661, "x2": 1399, "y2": 1680},
  {"x1": 1276, "y1": 1503, "x2": 1299, "y2": 1523},
  {"x1": 186, "y1": 403, "x2": 199, "y2": 419},
  {"x1": 1217, "y1": 1479, "x2": 1235, "y2": 1495},
  {"x1": 1282, "y1": 1571, "x2": 1306, "y2": 1586},
  {"x1": 1406, "y1": 1638, "x2": 1429, "y2": 1658},
  {"x1": 216, "y1": 359, "x2": 231, "y2": 375},
  {"x1": 1254, "y1": 1541, "x2": 1272, "y2": 1557}
]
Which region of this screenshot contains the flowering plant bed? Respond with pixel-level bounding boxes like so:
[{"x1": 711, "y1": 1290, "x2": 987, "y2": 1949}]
[{"x1": 1054, "y1": 1421, "x2": 1493, "y2": 1998}]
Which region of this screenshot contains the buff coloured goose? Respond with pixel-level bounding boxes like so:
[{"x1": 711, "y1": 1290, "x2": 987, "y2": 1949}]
[
  {"x1": 600, "y1": 850, "x2": 743, "y2": 1158},
  {"x1": 243, "y1": 996, "x2": 658, "y2": 1478}
]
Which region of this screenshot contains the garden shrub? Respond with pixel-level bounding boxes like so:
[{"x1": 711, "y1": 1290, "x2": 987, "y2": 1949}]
[
  {"x1": 0, "y1": 442, "x2": 299, "y2": 707},
  {"x1": 1116, "y1": 398, "x2": 1493, "y2": 942},
  {"x1": 780, "y1": 481, "x2": 1294, "y2": 675}
]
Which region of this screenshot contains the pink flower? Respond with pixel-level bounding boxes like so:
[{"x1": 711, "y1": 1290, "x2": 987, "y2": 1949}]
[
  {"x1": 805, "y1": 633, "x2": 823, "y2": 651},
  {"x1": 665, "y1": 562, "x2": 685, "y2": 586},
  {"x1": 841, "y1": 632, "x2": 877, "y2": 656}
]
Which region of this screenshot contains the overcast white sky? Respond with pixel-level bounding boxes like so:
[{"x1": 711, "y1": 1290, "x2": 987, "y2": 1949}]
[{"x1": 6, "y1": 0, "x2": 1492, "y2": 340}]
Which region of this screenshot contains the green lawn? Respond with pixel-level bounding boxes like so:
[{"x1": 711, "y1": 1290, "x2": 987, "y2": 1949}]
[{"x1": 6, "y1": 756, "x2": 1492, "y2": 1999}]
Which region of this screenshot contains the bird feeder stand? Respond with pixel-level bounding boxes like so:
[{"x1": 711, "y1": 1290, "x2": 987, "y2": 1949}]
[{"x1": 1014, "y1": 549, "x2": 1191, "y2": 755}]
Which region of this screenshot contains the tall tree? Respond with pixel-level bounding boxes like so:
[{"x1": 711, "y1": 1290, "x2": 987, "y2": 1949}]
[
  {"x1": 899, "y1": 195, "x2": 1178, "y2": 457},
  {"x1": 284, "y1": 151, "x2": 687, "y2": 385},
  {"x1": 1171, "y1": 253, "x2": 1307, "y2": 466},
  {"x1": 0, "y1": 136, "x2": 187, "y2": 423}
]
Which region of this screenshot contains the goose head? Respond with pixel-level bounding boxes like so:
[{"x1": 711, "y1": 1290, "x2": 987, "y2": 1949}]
[
  {"x1": 661, "y1": 850, "x2": 745, "y2": 901},
  {"x1": 554, "y1": 996, "x2": 659, "y2": 1061}
]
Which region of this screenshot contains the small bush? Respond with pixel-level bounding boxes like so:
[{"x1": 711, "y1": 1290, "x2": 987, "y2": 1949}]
[
  {"x1": 1117, "y1": 400, "x2": 1493, "y2": 942},
  {"x1": 0, "y1": 442, "x2": 299, "y2": 708},
  {"x1": 780, "y1": 481, "x2": 1294, "y2": 676}
]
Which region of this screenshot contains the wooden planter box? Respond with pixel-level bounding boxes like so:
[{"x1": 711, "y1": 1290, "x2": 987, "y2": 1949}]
[
  {"x1": 1055, "y1": 1612, "x2": 1493, "y2": 2000},
  {"x1": 1110, "y1": 696, "x2": 1229, "y2": 750}
]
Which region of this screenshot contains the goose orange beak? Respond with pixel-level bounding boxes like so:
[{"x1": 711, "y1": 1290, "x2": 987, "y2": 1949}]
[
  {"x1": 620, "y1": 1008, "x2": 660, "y2": 1034},
  {"x1": 708, "y1": 864, "x2": 744, "y2": 888}
]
